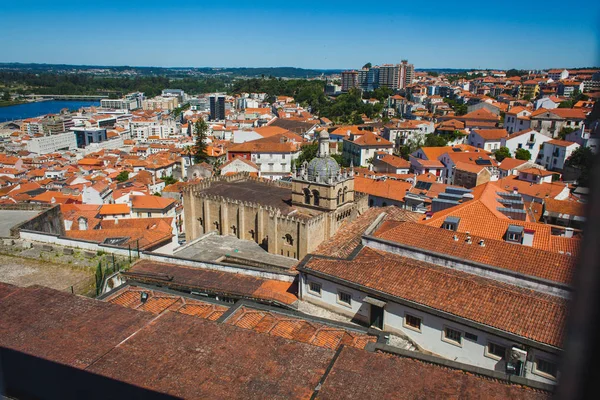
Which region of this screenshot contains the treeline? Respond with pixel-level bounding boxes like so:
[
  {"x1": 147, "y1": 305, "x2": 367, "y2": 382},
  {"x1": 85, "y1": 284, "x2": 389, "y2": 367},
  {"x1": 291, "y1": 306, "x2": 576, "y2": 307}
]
[
  {"x1": 2, "y1": 71, "x2": 389, "y2": 123},
  {"x1": 0, "y1": 71, "x2": 231, "y2": 97}
]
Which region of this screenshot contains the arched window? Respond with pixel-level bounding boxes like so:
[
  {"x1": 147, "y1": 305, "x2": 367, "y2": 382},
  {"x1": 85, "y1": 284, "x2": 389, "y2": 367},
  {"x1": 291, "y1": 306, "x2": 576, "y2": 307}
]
[
  {"x1": 337, "y1": 189, "x2": 342, "y2": 205},
  {"x1": 312, "y1": 190, "x2": 320, "y2": 206},
  {"x1": 303, "y1": 188, "x2": 311, "y2": 204},
  {"x1": 343, "y1": 187, "x2": 348, "y2": 203},
  {"x1": 284, "y1": 234, "x2": 294, "y2": 246}
]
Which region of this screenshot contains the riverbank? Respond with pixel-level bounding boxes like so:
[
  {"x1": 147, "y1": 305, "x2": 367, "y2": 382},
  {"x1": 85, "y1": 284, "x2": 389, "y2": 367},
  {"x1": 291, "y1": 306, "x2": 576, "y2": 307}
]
[
  {"x1": 0, "y1": 100, "x2": 28, "y2": 108},
  {"x1": 0, "y1": 99, "x2": 100, "y2": 123}
]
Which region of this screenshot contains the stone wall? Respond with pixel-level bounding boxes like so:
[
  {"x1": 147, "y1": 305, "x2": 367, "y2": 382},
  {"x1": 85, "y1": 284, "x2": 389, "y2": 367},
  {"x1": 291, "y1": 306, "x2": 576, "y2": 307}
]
[{"x1": 5, "y1": 204, "x2": 65, "y2": 237}]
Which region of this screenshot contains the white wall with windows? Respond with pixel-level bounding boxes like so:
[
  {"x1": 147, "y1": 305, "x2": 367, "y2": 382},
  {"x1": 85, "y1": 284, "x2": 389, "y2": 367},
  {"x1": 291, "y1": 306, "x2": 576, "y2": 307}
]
[
  {"x1": 300, "y1": 272, "x2": 559, "y2": 385},
  {"x1": 251, "y1": 151, "x2": 299, "y2": 180}
]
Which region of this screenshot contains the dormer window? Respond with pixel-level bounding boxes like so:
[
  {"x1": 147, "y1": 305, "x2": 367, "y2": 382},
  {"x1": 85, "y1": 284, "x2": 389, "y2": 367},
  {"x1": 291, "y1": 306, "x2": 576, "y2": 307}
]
[
  {"x1": 506, "y1": 225, "x2": 524, "y2": 243},
  {"x1": 442, "y1": 216, "x2": 460, "y2": 231}
]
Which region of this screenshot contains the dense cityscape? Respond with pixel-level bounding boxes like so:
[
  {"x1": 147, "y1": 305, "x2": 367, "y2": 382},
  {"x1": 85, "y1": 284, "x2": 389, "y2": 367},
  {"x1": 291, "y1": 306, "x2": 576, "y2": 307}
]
[{"x1": 1, "y1": 0, "x2": 600, "y2": 392}]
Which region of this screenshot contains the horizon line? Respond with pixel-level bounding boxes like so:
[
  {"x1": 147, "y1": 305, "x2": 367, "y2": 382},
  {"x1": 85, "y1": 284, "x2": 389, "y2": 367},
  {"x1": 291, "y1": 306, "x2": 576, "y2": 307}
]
[{"x1": 1, "y1": 61, "x2": 598, "y2": 72}]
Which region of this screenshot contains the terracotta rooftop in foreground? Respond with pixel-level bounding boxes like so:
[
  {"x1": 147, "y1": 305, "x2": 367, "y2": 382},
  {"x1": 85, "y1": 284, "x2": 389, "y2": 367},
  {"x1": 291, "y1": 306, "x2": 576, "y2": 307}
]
[
  {"x1": 87, "y1": 310, "x2": 333, "y2": 400},
  {"x1": 0, "y1": 283, "x2": 551, "y2": 399},
  {"x1": 224, "y1": 306, "x2": 376, "y2": 350},
  {"x1": 104, "y1": 285, "x2": 228, "y2": 320},
  {"x1": 317, "y1": 347, "x2": 549, "y2": 400},
  {"x1": 301, "y1": 247, "x2": 566, "y2": 348},
  {"x1": 125, "y1": 260, "x2": 298, "y2": 306}
]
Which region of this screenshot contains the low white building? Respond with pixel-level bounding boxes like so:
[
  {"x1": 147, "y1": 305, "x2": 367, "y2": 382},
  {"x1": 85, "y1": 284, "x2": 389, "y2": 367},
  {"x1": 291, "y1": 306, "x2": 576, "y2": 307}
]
[
  {"x1": 501, "y1": 129, "x2": 552, "y2": 161},
  {"x1": 547, "y1": 69, "x2": 568, "y2": 81},
  {"x1": 504, "y1": 107, "x2": 532, "y2": 134},
  {"x1": 26, "y1": 132, "x2": 77, "y2": 155},
  {"x1": 343, "y1": 132, "x2": 394, "y2": 167},
  {"x1": 536, "y1": 139, "x2": 580, "y2": 171},
  {"x1": 298, "y1": 220, "x2": 565, "y2": 385},
  {"x1": 219, "y1": 156, "x2": 260, "y2": 176},
  {"x1": 468, "y1": 129, "x2": 508, "y2": 152}
]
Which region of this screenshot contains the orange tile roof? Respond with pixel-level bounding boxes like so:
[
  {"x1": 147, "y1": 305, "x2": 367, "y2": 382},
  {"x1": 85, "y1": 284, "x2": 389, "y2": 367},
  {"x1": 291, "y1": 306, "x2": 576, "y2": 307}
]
[
  {"x1": 99, "y1": 203, "x2": 131, "y2": 215},
  {"x1": 349, "y1": 131, "x2": 393, "y2": 147},
  {"x1": 312, "y1": 206, "x2": 421, "y2": 259},
  {"x1": 546, "y1": 139, "x2": 577, "y2": 147},
  {"x1": 460, "y1": 108, "x2": 500, "y2": 121},
  {"x1": 378, "y1": 154, "x2": 410, "y2": 169},
  {"x1": 496, "y1": 175, "x2": 567, "y2": 200},
  {"x1": 228, "y1": 134, "x2": 300, "y2": 154},
  {"x1": 499, "y1": 158, "x2": 528, "y2": 170},
  {"x1": 453, "y1": 161, "x2": 487, "y2": 174},
  {"x1": 354, "y1": 176, "x2": 412, "y2": 202},
  {"x1": 130, "y1": 195, "x2": 175, "y2": 210},
  {"x1": 301, "y1": 246, "x2": 566, "y2": 348},
  {"x1": 472, "y1": 128, "x2": 508, "y2": 140},
  {"x1": 421, "y1": 181, "x2": 565, "y2": 251},
  {"x1": 418, "y1": 144, "x2": 485, "y2": 160},
  {"x1": 377, "y1": 220, "x2": 574, "y2": 284},
  {"x1": 543, "y1": 198, "x2": 585, "y2": 218}
]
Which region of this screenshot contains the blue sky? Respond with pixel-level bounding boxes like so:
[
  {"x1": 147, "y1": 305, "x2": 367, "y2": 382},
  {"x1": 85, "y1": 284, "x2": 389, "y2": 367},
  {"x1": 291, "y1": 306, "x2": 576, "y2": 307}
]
[{"x1": 2, "y1": 0, "x2": 599, "y2": 69}]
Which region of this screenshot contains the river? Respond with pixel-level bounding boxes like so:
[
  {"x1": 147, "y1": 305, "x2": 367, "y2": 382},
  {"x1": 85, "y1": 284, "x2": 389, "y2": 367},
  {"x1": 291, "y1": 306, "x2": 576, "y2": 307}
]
[{"x1": 0, "y1": 100, "x2": 100, "y2": 123}]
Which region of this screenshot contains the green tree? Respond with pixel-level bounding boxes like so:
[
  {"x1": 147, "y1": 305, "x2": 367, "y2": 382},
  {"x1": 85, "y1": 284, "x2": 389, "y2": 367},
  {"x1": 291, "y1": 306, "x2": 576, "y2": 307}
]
[
  {"x1": 162, "y1": 175, "x2": 177, "y2": 185},
  {"x1": 494, "y1": 147, "x2": 512, "y2": 162},
  {"x1": 2, "y1": 90, "x2": 10, "y2": 101},
  {"x1": 423, "y1": 134, "x2": 448, "y2": 147},
  {"x1": 514, "y1": 148, "x2": 531, "y2": 161},
  {"x1": 295, "y1": 142, "x2": 318, "y2": 168},
  {"x1": 559, "y1": 127, "x2": 576, "y2": 140},
  {"x1": 362, "y1": 62, "x2": 372, "y2": 69},
  {"x1": 115, "y1": 171, "x2": 129, "y2": 182},
  {"x1": 193, "y1": 119, "x2": 209, "y2": 163},
  {"x1": 566, "y1": 146, "x2": 595, "y2": 186},
  {"x1": 428, "y1": 71, "x2": 439, "y2": 77}
]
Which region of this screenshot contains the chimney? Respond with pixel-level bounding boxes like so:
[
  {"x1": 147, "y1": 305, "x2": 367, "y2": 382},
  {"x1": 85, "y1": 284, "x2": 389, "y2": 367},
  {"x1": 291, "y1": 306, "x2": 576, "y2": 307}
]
[
  {"x1": 465, "y1": 236, "x2": 472, "y2": 244},
  {"x1": 453, "y1": 235, "x2": 458, "y2": 241},
  {"x1": 478, "y1": 239, "x2": 485, "y2": 247},
  {"x1": 513, "y1": 186, "x2": 518, "y2": 195},
  {"x1": 523, "y1": 229, "x2": 535, "y2": 246}
]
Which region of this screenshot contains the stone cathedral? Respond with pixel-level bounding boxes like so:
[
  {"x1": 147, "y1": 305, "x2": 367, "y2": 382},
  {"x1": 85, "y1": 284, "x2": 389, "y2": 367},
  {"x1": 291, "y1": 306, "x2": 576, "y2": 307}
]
[{"x1": 183, "y1": 131, "x2": 368, "y2": 259}]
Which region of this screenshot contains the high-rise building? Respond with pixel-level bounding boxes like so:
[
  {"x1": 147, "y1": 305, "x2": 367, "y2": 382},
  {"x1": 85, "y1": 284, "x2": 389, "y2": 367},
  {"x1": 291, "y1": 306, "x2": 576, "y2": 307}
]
[
  {"x1": 341, "y1": 70, "x2": 359, "y2": 92},
  {"x1": 399, "y1": 60, "x2": 415, "y2": 90},
  {"x1": 378, "y1": 64, "x2": 400, "y2": 90},
  {"x1": 209, "y1": 95, "x2": 226, "y2": 121}
]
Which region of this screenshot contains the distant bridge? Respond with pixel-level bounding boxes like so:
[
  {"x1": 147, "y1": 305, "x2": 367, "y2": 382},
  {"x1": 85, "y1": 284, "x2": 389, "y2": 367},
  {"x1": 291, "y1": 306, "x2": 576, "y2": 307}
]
[{"x1": 25, "y1": 94, "x2": 109, "y2": 101}]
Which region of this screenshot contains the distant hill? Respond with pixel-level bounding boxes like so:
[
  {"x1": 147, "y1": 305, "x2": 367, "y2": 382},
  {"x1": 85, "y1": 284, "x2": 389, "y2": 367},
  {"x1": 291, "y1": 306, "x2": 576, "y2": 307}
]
[{"x1": 0, "y1": 63, "x2": 342, "y2": 78}]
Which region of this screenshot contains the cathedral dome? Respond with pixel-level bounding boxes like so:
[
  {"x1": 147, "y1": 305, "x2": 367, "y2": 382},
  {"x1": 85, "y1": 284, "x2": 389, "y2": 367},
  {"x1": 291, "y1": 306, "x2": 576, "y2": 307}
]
[{"x1": 307, "y1": 156, "x2": 340, "y2": 181}]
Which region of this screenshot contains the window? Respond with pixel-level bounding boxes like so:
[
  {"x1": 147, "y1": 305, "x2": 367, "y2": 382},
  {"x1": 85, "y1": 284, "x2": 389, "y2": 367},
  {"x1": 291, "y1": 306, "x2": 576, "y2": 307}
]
[
  {"x1": 338, "y1": 291, "x2": 351, "y2": 305},
  {"x1": 312, "y1": 190, "x2": 320, "y2": 206},
  {"x1": 404, "y1": 313, "x2": 422, "y2": 332},
  {"x1": 443, "y1": 327, "x2": 462, "y2": 346},
  {"x1": 486, "y1": 342, "x2": 507, "y2": 360},
  {"x1": 284, "y1": 233, "x2": 294, "y2": 246},
  {"x1": 308, "y1": 281, "x2": 322, "y2": 295},
  {"x1": 535, "y1": 357, "x2": 558, "y2": 379},
  {"x1": 303, "y1": 188, "x2": 311, "y2": 204},
  {"x1": 507, "y1": 232, "x2": 520, "y2": 242}
]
